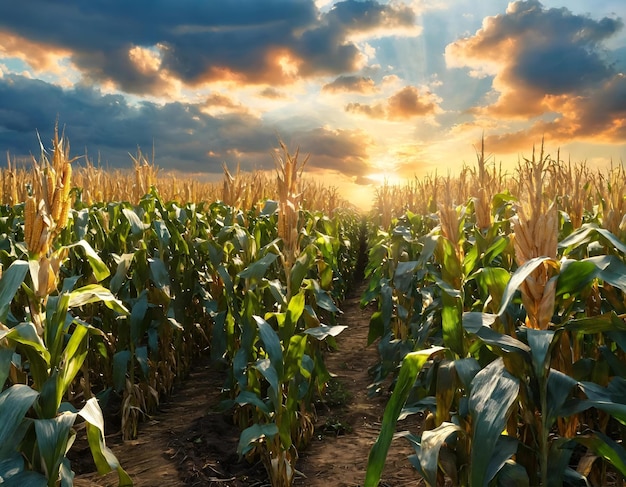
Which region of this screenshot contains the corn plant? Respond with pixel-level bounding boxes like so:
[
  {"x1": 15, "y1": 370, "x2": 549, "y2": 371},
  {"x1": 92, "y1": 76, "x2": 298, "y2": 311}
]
[{"x1": 0, "y1": 128, "x2": 131, "y2": 486}]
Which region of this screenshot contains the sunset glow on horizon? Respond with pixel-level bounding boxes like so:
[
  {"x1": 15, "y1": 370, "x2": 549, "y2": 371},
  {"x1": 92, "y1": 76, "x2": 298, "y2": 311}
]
[{"x1": 0, "y1": 0, "x2": 624, "y2": 208}]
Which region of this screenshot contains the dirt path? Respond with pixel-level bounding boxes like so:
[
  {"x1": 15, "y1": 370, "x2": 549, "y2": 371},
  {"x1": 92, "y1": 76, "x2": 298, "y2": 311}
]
[{"x1": 75, "y1": 282, "x2": 423, "y2": 487}]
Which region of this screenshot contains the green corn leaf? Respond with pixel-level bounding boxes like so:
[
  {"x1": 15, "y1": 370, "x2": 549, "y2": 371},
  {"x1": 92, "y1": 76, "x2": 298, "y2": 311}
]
[
  {"x1": 556, "y1": 259, "x2": 598, "y2": 297},
  {"x1": 290, "y1": 249, "x2": 313, "y2": 292},
  {"x1": 284, "y1": 334, "x2": 307, "y2": 381},
  {"x1": 589, "y1": 255, "x2": 626, "y2": 292},
  {"x1": 463, "y1": 312, "x2": 530, "y2": 355},
  {"x1": 470, "y1": 358, "x2": 520, "y2": 487},
  {"x1": 237, "y1": 423, "x2": 279, "y2": 457},
  {"x1": 0, "y1": 345, "x2": 13, "y2": 394},
  {"x1": 498, "y1": 256, "x2": 552, "y2": 316},
  {"x1": 235, "y1": 390, "x2": 271, "y2": 415},
  {"x1": 255, "y1": 316, "x2": 284, "y2": 378},
  {"x1": 0, "y1": 385, "x2": 39, "y2": 454},
  {"x1": 545, "y1": 369, "x2": 578, "y2": 429},
  {"x1": 394, "y1": 261, "x2": 419, "y2": 293},
  {"x1": 304, "y1": 324, "x2": 347, "y2": 340},
  {"x1": 364, "y1": 346, "x2": 444, "y2": 487},
  {"x1": 66, "y1": 240, "x2": 110, "y2": 281},
  {"x1": 79, "y1": 398, "x2": 133, "y2": 485},
  {"x1": 0, "y1": 260, "x2": 28, "y2": 323},
  {"x1": 417, "y1": 422, "x2": 463, "y2": 487},
  {"x1": 527, "y1": 329, "x2": 556, "y2": 381},
  {"x1": 559, "y1": 224, "x2": 626, "y2": 255},
  {"x1": 474, "y1": 267, "x2": 510, "y2": 313},
  {"x1": 56, "y1": 323, "x2": 89, "y2": 409},
  {"x1": 68, "y1": 284, "x2": 128, "y2": 314},
  {"x1": 284, "y1": 290, "x2": 306, "y2": 338},
  {"x1": 574, "y1": 431, "x2": 626, "y2": 476},
  {"x1": 110, "y1": 253, "x2": 134, "y2": 294},
  {"x1": 121, "y1": 207, "x2": 149, "y2": 236},
  {"x1": 0, "y1": 471, "x2": 48, "y2": 487},
  {"x1": 238, "y1": 253, "x2": 278, "y2": 280},
  {"x1": 255, "y1": 358, "x2": 280, "y2": 410},
  {"x1": 486, "y1": 436, "x2": 519, "y2": 485},
  {"x1": 112, "y1": 350, "x2": 131, "y2": 393},
  {"x1": 149, "y1": 258, "x2": 171, "y2": 296},
  {"x1": 34, "y1": 413, "x2": 76, "y2": 484},
  {"x1": 496, "y1": 460, "x2": 529, "y2": 487},
  {"x1": 564, "y1": 312, "x2": 626, "y2": 334}
]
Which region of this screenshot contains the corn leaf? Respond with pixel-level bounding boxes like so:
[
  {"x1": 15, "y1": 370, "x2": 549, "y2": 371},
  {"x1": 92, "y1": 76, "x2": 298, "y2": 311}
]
[
  {"x1": 0, "y1": 385, "x2": 39, "y2": 454},
  {"x1": 0, "y1": 260, "x2": 28, "y2": 323},
  {"x1": 498, "y1": 256, "x2": 552, "y2": 316},
  {"x1": 68, "y1": 284, "x2": 128, "y2": 314},
  {"x1": 255, "y1": 316, "x2": 284, "y2": 378},
  {"x1": 364, "y1": 347, "x2": 444, "y2": 487},
  {"x1": 237, "y1": 423, "x2": 279, "y2": 457},
  {"x1": 304, "y1": 324, "x2": 347, "y2": 340},
  {"x1": 417, "y1": 422, "x2": 463, "y2": 487},
  {"x1": 79, "y1": 398, "x2": 133, "y2": 485},
  {"x1": 66, "y1": 241, "x2": 110, "y2": 281},
  {"x1": 34, "y1": 413, "x2": 76, "y2": 484},
  {"x1": 470, "y1": 358, "x2": 520, "y2": 487},
  {"x1": 574, "y1": 431, "x2": 626, "y2": 476},
  {"x1": 238, "y1": 253, "x2": 278, "y2": 280},
  {"x1": 556, "y1": 259, "x2": 598, "y2": 297}
]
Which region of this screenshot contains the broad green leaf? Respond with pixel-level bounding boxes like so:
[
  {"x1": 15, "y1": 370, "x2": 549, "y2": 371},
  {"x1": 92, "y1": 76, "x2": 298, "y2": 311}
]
[
  {"x1": 0, "y1": 385, "x2": 39, "y2": 453},
  {"x1": 290, "y1": 249, "x2": 313, "y2": 293},
  {"x1": 0, "y1": 260, "x2": 28, "y2": 323},
  {"x1": 110, "y1": 253, "x2": 134, "y2": 294},
  {"x1": 527, "y1": 329, "x2": 556, "y2": 381},
  {"x1": 564, "y1": 312, "x2": 626, "y2": 334},
  {"x1": 556, "y1": 259, "x2": 597, "y2": 297},
  {"x1": 559, "y1": 224, "x2": 626, "y2": 255},
  {"x1": 417, "y1": 422, "x2": 463, "y2": 487},
  {"x1": 284, "y1": 334, "x2": 307, "y2": 381},
  {"x1": 474, "y1": 267, "x2": 510, "y2": 313},
  {"x1": 545, "y1": 369, "x2": 578, "y2": 429},
  {"x1": 238, "y1": 253, "x2": 278, "y2": 280},
  {"x1": 34, "y1": 413, "x2": 77, "y2": 484},
  {"x1": 394, "y1": 261, "x2": 418, "y2": 293},
  {"x1": 149, "y1": 258, "x2": 171, "y2": 296},
  {"x1": 463, "y1": 312, "x2": 530, "y2": 355},
  {"x1": 486, "y1": 436, "x2": 519, "y2": 485},
  {"x1": 574, "y1": 431, "x2": 626, "y2": 476},
  {"x1": 237, "y1": 423, "x2": 279, "y2": 457},
  {"x1": 255, "y1": 316, "x2": 283, "y2": 378},
  {"x1": 79, "y1": 398, "x2": 132, "y2": 485},
  {"x1": 304, "y1": 324, "x2": 347, "y2": 340},
  {"x1": 112, "y1": 350, "x2": 131, "y2": 393},
  {"x1": 68, "y1": 284, "x2": 128, "y2": 314},
  {"x1": 284, "y1": 290, "x2": 306, "y2": 338},
  {"x1": 66, "y1": 240, "x2": 110, "y2": 281},
  {"x1": 454, "y1": 357, "x2": 481, "y2": 390},
  {"x1": 56, "y1": 323, "x2": 89, "y2": 408},
  {"x1": 0, "y1": 345, "x2": 15, "y2": 393},
  {"x1": 235, "y1": 390, "x2": 271, "y2": 415},
  {"x1": 364, "y1": 347, "x2": 444, "y2": 487},
  {"x1": 442, "y1": 293, "x2": 464, "y2": 356},
  {"x1": 0, "y1": 471, "x2": 48, "y2": 487},
  {"x1": 498, "y1": 256, "x2": 552, "y2": 316},
  {"x1": 470, "y1": 359, "x2": 520, "y2": 487},
  {"x1": 255, "y1": 358, "x2": 280, "y2": 410},
  {"x1": 496, "y1": 460, "x2": 529, "y2": 487},
  {"x1": 121, "y1": 207, "x2": 149, "y2": 236}
]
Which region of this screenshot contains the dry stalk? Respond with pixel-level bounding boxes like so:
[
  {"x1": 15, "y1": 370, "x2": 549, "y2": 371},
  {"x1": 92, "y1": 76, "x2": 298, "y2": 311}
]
[
  {"x1": 274, "y1": 141, "x2": 308, "y2": 300},
  {"x1": 511, "y1": 144, "x2": 558, "y2": 330}
]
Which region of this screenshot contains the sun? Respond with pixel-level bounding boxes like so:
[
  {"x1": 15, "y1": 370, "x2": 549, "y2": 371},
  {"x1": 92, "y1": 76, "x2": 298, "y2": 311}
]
[{"x1": 364, "y1": 172, "x2": 404, "y2": 186}]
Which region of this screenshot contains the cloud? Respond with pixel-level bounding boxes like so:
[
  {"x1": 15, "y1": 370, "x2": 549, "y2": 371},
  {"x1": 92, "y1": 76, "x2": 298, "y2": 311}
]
[
  {"x1": 346, "y1": 85, "x2": 439, "y2": 120},
  {"x1": 0, "y1": 0, "x2": 421, "y2": 94},
  {"x1": 322, "y1": 75, "x2": 377, "y2": 93},
  {"x1": 445, "y1": 0, "x2": 625, "y2": 150},
  {"x1": 0, "y1": 74, "x2": 375, "y2": 177}
]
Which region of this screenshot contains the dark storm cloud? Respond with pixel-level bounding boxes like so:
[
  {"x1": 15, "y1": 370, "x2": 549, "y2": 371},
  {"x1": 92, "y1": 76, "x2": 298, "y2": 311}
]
[
  {"x1": 0, "y1": 0, "x2": 418, "y2": 92},
  {"x1": 446, "y1": 0, "x2": 625, "y2": 150},
  {"x1": 0, "y1": 74, "x2": 373, "y2": 174},
  {"x1": 322, "y1": 75, "x2": 377, "y2": 93}
]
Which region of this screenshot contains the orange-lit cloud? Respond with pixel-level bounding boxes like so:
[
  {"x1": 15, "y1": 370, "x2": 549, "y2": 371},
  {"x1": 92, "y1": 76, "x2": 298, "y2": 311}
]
[
  {"x1": 346, "y1": 86, "x2": 439, "y2": 120},
  {"x1": 446, "y1": 0, "x2": 625, "y2": 151},
  {"x1": 322, "y1": 75, "x2": 378, "y2": 93},
  {"x1": 0, "y1": 30, "x2": 70, "y2": 73}
]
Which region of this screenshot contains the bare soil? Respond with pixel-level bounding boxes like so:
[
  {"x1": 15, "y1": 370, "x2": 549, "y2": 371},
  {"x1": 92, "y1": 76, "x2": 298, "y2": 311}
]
[{"x1": 74, "y1": 282, "x2": 424, "y2": 487}]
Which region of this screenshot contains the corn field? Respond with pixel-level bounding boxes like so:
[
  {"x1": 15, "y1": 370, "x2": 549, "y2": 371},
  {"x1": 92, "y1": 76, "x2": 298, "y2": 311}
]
[{"x1": 0, "y1": 131, "x2": 625, "y2": 487}]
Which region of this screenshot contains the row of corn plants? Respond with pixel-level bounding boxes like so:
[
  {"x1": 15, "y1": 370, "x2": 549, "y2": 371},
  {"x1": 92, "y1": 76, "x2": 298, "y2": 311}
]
[
  {"x1": 0, "y1": 131, "x2": 362, "y2": 486},
  {"x1": 364, "y1": 146, "x2": 626, "y2": 486}
]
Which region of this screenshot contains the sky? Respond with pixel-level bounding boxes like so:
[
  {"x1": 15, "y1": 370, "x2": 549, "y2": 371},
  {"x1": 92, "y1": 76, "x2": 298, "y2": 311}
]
[{"x1": 0, "y1": 0, "x2": 625, "y2": 209}]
